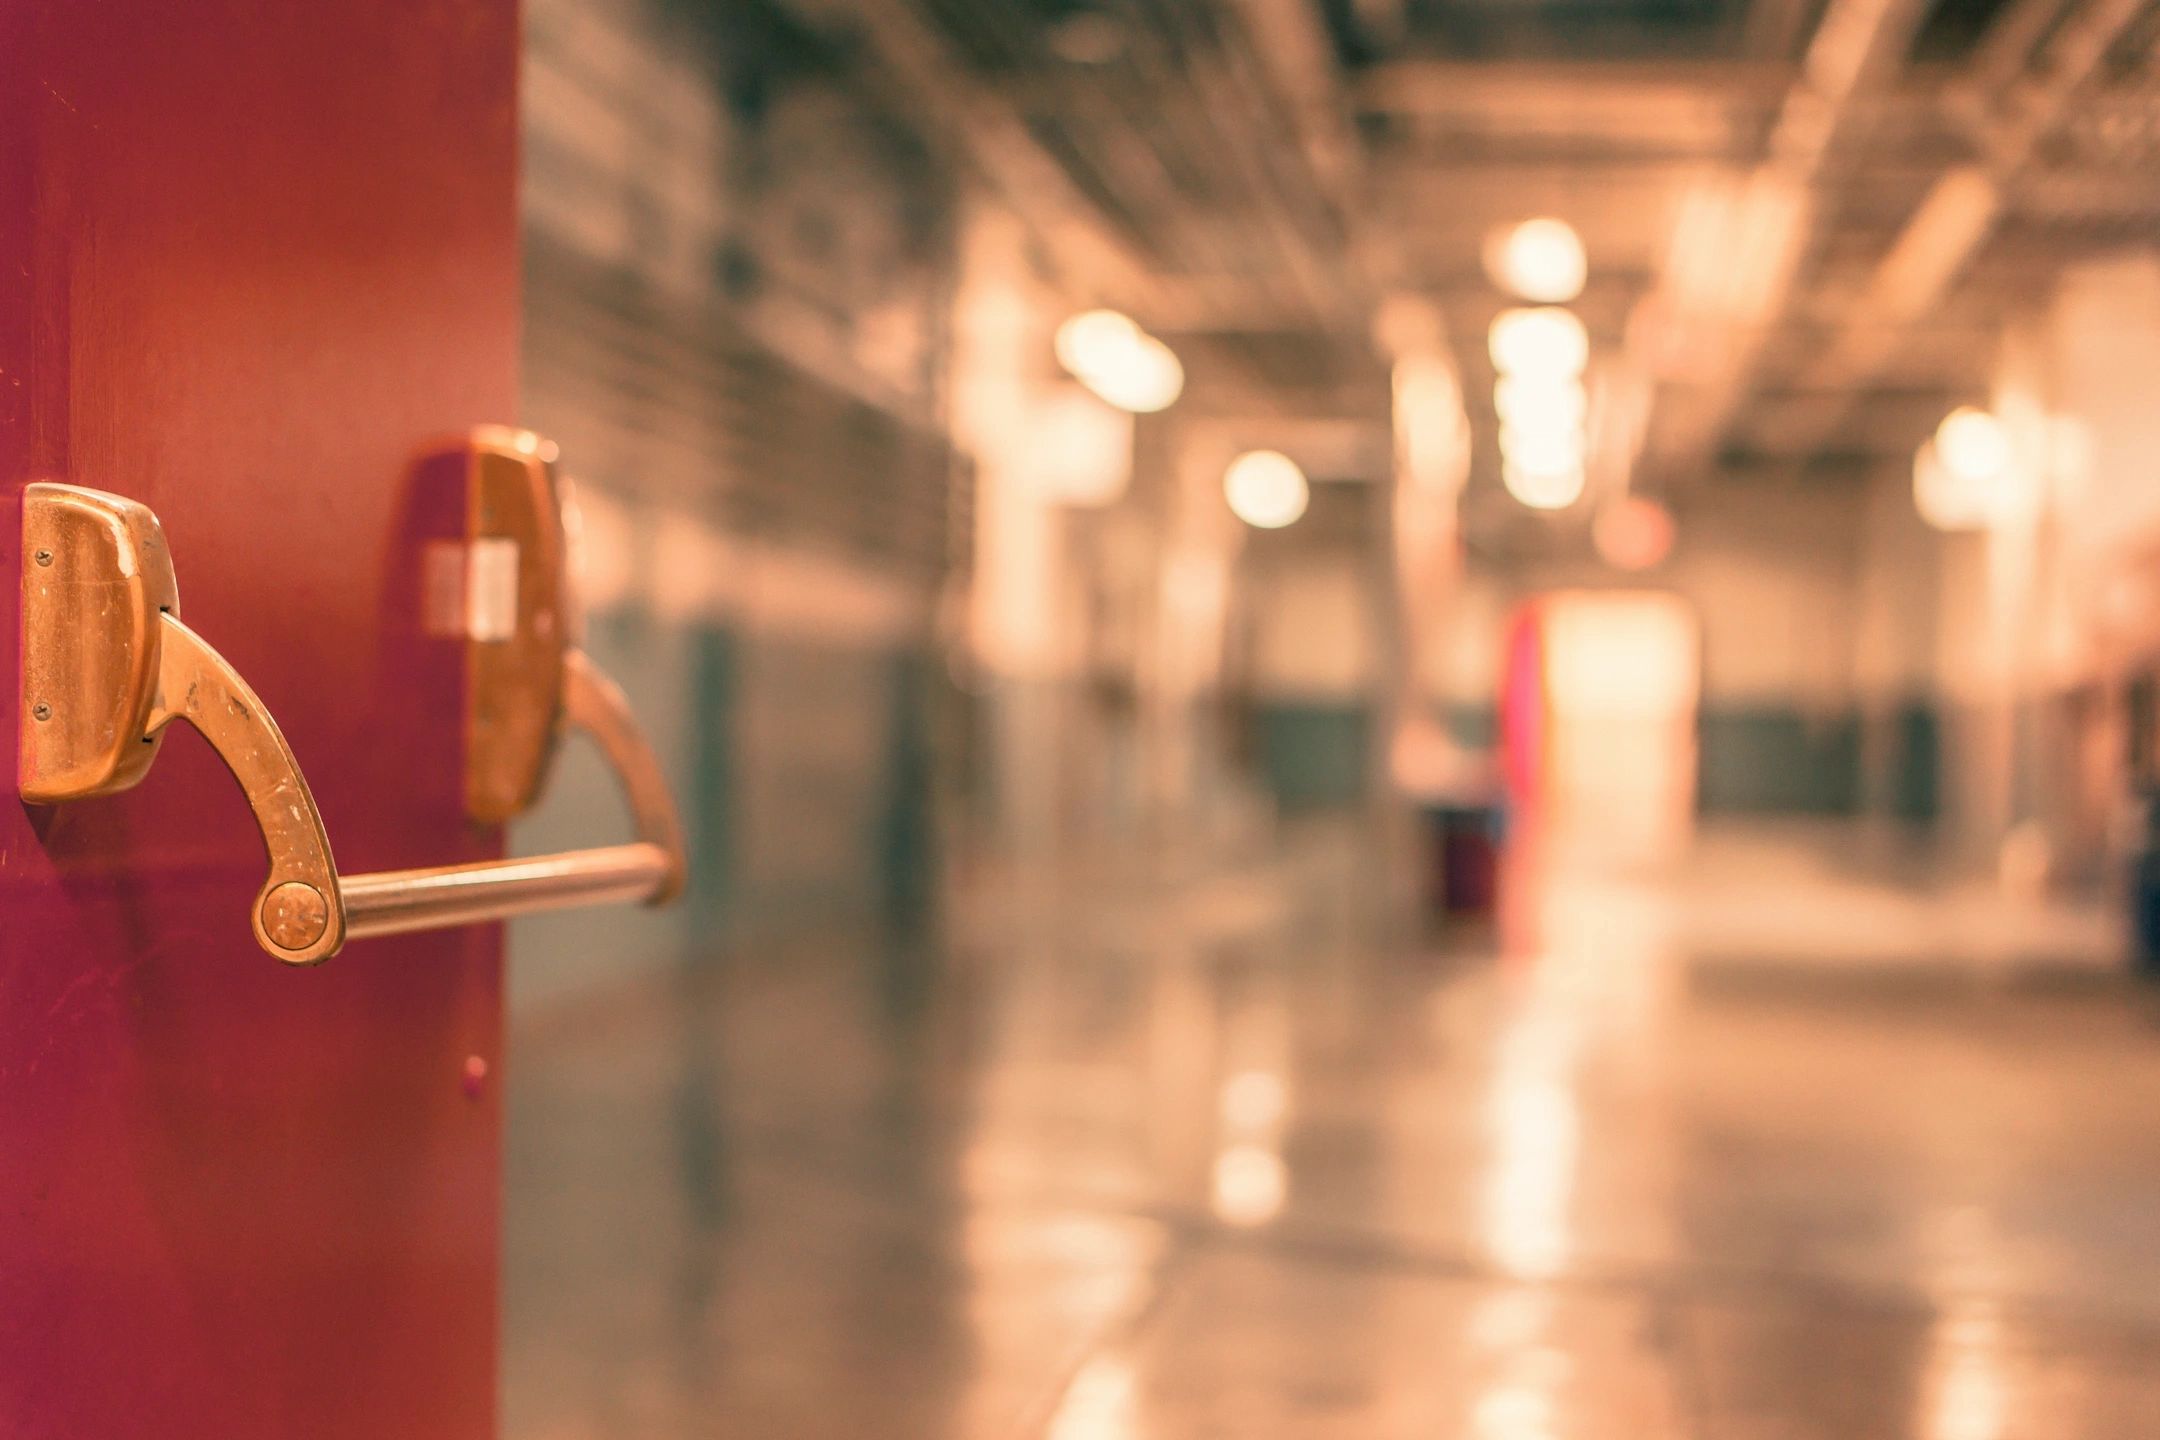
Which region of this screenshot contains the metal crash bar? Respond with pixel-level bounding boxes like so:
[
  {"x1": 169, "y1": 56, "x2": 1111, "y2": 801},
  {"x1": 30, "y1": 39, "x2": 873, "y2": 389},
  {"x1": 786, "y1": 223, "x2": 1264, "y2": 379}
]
[
  {"x1": 339, "y1": 652, "x2": 685, "y2": 940},
  {"x1": 20, "y1": 480, "x2": 687, "y2": 966}
]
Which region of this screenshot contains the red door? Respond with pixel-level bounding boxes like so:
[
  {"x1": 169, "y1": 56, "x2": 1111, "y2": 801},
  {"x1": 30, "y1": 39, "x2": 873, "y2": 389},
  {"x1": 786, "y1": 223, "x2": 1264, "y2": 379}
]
[{"x1": 2, "y1": 5, "x2": 518, "y2": 1436}]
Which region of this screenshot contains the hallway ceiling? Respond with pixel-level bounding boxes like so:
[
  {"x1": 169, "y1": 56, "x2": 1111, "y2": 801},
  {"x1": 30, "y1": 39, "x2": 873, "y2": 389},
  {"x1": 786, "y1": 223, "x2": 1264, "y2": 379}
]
[{"x1": 798, "y1": 0, "x2": 2160, "y2": 495}]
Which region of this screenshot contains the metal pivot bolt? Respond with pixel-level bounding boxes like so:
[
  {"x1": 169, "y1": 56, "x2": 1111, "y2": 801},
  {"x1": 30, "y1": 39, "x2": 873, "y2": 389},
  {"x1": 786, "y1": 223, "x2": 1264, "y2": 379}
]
[{"x1": 262, "y1": 881, "x2": 332, "y2": 952}]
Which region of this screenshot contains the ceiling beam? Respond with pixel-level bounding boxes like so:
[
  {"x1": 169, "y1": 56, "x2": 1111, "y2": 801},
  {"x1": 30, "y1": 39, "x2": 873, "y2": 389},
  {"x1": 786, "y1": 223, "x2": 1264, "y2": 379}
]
[
  {"x1": 1780, "y1": 0, "x2": 2152, "y2": 447},
  {"x1": 1126, "y1": 2, "x2": 1363, "y2": 331},
  {"x1": 1630, "y1": 0, "x2": 1937, "y2": 487},
  {"x1": 1357, "y1": 60, "x2": 1785, "y2": 158},
  {"x1": 769, "y1": 0, "x2": 1170, "y2": 315}
]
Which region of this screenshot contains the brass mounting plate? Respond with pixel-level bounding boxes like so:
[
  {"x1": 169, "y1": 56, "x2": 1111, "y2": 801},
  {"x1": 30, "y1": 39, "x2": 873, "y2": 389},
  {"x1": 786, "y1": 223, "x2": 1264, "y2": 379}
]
[
  {"x1": 454, "y1": 426, "x2": 573, "y2": 824},
  {"x1": 19, "y1": 483, "x2": 182, "y2": 803}
]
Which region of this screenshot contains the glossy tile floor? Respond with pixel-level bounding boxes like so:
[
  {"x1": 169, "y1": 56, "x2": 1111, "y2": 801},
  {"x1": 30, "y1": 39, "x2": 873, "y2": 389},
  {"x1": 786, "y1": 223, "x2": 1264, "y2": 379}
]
[{"x1": 505, "y1": 824, "x2": 2160, "y2": 1438}]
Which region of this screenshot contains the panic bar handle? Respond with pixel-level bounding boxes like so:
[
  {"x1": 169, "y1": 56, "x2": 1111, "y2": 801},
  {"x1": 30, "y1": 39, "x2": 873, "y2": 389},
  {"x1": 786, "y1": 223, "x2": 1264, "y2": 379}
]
[{"x1": 19, "y1": 481, "x2": 685, "y2": 966}]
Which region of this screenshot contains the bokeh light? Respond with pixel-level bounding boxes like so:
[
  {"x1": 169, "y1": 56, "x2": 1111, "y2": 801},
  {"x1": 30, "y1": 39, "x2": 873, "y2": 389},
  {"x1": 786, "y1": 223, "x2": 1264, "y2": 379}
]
[
  {"x1": 1495, "y1": 375, "x2": 1587, "y2": 432},
  {"x1": 1054, "y1": 308, "x2": 1184, "y2": 413},
  {"x1": 1935, "y1": 406, "x2": 2010, "y2": 482},
  {"x1": 1913, "y1": 441, "x2": 1985, "y2": 531},
  {"x1": 1224, "y1": 449, "x2": 1310, "y2": 528},
  {"x1": 1054, "y1": 308, "x2": 1137, "y2": 376},
  {"x1": 1210, "y1": 1143, "x2": 1288, "y2": 1226},
  {"x1": 1486, "y1": 217, "x2": 1587, "y2": 303},
  {"x1": 1502, "y1": 461, "x2": 1586, "y2": 511},
  {"x1": 1499, "y1": 423, "x2": 1581, "y2": 478},
  {"x1": 1087, "y1": 334, "x2": 1184, "y2": 413},
  {"x1": 1488, "y1": 307, "x2": 1588, "y2": 378},
  {"x1": 1593, "y1": 495, "x2": 1676, "y2": 569}
]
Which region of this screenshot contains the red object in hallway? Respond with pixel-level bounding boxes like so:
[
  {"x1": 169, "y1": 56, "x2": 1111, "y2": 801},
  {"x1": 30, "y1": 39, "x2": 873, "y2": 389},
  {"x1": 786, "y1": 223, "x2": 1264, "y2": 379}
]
[
  {"x1": 1, "y1": 5, "x2": 518, "y2": 1437},
  {"x1": 1499, "y1": 599, "x2": 1548, "y2": 813}
]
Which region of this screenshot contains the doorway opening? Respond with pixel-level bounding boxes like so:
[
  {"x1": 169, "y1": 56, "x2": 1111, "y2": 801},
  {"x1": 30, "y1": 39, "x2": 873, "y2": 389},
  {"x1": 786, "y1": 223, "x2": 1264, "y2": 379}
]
[{"x1": 1501, "y1": 590, "x2": 1701, "y2": 869}]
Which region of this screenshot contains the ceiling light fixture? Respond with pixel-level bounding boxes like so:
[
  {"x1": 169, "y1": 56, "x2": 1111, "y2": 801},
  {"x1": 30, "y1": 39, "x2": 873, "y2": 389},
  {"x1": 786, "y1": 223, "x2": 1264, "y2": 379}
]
[
  {"x1": 1223, "y1": 449, "x2": 1309, "y2": 529},
  {"x1": 1502, "y1": 461, "x2": 1585, "y2": 512},
  {"x1": 1488, "y1": 307, "x2": 1588, "y2": 379},
  {"x1": 1494, "y1": 375, "x2": 1588, "y2": 432},
  {"x1": 1486, "y1": 218, "x2": 1587, "y2": 304},
  {"x1": 1054, "y1": 309, "x2": 1185, "y2": 413},
  {"x1": 1498, "y1": 423, "x2": 1582, "y2": 478},
  {"x1": 1935, "y1": 405, "x2": 2010, "y2": 482}
]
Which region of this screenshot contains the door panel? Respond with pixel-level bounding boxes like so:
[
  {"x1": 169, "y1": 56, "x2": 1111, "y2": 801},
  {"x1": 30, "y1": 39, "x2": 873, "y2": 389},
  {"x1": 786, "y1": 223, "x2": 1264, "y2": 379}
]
[{"x1": 2, "y1": 5, "x2": 517, "y2": 1437}]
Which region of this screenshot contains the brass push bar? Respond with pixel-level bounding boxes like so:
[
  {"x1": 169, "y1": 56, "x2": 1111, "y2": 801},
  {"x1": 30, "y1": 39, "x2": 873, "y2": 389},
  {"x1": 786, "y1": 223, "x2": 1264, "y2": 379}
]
[
  {"x1": 17, "y1": 432, "x2": 686, "y2": 965},
  {"x1": 339, "y1": 649, "x2": 683, "y2": 941}
]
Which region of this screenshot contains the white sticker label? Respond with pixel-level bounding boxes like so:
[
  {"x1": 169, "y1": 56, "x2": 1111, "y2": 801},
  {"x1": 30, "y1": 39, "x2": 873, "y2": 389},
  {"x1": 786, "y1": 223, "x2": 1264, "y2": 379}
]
[{"x1": 467, "y1": 538, "x2": 520, "y2": 642}]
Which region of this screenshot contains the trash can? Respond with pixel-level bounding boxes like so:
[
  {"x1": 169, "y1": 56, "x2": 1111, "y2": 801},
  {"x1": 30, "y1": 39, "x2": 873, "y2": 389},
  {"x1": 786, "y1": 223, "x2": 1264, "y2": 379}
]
[{"x1": 1422, "y1": 801, "x2": 1502, "y2": 920}]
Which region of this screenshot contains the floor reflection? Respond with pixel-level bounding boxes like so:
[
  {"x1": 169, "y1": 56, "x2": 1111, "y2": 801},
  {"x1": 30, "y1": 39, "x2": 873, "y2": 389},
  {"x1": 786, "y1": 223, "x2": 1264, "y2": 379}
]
[{"x1": 505, "y1": 821, "x2": 2160, "y2": 1438}]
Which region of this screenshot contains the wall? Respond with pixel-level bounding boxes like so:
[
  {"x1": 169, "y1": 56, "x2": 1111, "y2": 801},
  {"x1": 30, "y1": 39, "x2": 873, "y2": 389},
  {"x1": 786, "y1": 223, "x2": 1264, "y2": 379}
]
[
  {"x1": 1828, "y1": 251, "x2": 2160, "y2": 863},
  {"x1": 1915, "y1": 252, "x2": 2160, "y2": 872},
  {"x1": 1244, "y1": 555, "x2": 1380, "y2": 810},
  {"x1": 945, "y1": 205, "x2": 1108, "y2": 855},
  {"x1": 1677, "y1": 482, "x2": 1867, "y2": 815},
  {"x1": 509, "y1": 0, "x2": 959, "y2": 1011},
  {"x1": 1850, "y1": 465, "x2": 1945, "y2": 821},
  {"x1": 2049, "y1": 258, "x2": 2160, "y2": 573}
]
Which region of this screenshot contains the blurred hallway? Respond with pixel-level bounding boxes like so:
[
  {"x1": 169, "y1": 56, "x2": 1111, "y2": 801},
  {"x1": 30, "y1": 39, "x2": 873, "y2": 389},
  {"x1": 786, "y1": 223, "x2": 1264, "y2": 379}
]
[
  {"x1": 505, "y1": 820, "x2": 2160, "y2": 1439},
  {"x1": 493, "y1": 0, "x2": 2160, "y2": 1434}
]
